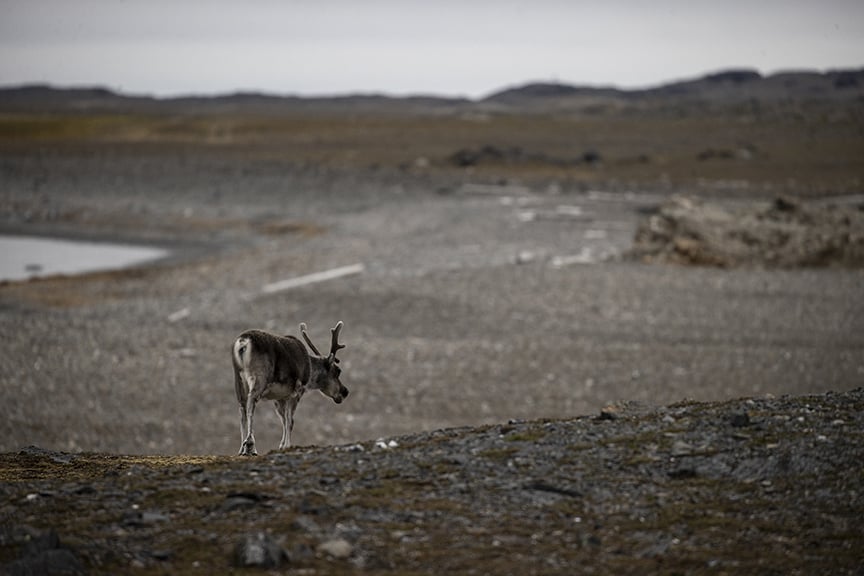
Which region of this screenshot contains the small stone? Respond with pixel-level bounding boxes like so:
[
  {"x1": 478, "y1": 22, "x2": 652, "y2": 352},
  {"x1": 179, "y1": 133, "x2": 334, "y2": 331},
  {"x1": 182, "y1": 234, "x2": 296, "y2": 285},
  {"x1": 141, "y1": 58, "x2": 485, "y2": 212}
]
[
  {"x1": 317, "y1": 538, "x2": 353, "y2": 559},
  {"x1": 123, "y1": 510, "x2": 169, "y2": 526},
  {"x1": 374, "y1": 438, "x2": 399, "y2": 450},
  {"x1": 669, "y1": 467, "x2": 698, "y2": 480},
  {"x1": 221, "y1": 495, "x2": 259, "y2": 512},
  {"x1": 515, "y1": 250, "x2": 536, "y2": 264},
  {"x1": 730, "y1": 412, "x2": 751, "y2": 427},
  {"x1": 289, "y1": 542, "x2": 315, "y2": 561},
  {"x1": 233, "y1": 532, "x2": 286, "y2": 568},
  {"x1": 671, "y1": 440, "x2": 694, "y2": 456},
  {"x1": 586, "y1": 534, "x2": 602, "y2": 547},
  {"x1": 167, "y1": 307, "x2": 190, "y2": 323},
  {"x1": 141, "y1": 511, "x2": 169, "y2": 524},
  {"x1": 291, "y1": 515, "x2": 320, "y2": 533}
]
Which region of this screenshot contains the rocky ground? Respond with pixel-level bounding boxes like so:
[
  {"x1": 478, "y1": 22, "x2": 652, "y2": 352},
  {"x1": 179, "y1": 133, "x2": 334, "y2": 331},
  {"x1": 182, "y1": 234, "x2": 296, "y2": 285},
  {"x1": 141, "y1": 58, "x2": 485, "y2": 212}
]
[
  {"x1": 1, "y1": 142, "x2": 862, "y2": 456},
  {"x1": 2, "y1": 388, "x2": 862, "y2": 574},
  {"x1": 0, "y1": 96, "x2": 862, "y2": 572},
  {"x1": 630, "y1": 194, "x2": 864, "y2": 268}
]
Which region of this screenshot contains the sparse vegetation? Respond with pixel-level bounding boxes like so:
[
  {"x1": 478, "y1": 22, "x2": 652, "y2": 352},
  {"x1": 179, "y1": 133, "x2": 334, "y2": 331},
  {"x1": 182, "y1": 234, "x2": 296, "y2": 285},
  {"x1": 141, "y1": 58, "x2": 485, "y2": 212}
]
[{"x1": 2, "y1": 390, "x2": 862, "y2": 574}]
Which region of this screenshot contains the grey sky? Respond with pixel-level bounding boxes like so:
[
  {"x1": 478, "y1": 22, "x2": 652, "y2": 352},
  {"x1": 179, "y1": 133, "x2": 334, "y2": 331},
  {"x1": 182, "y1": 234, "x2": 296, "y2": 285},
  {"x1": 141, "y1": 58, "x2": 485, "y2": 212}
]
[{"x1": 1, "y1": 0, "x2": 862, "y2": 98}]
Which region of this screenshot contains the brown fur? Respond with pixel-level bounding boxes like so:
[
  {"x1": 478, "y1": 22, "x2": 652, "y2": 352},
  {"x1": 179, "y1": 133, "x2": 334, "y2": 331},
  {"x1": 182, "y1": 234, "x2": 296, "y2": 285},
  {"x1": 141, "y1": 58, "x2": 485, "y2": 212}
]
[{"x1": 232, "y1": 323, "x2": 348, "y2": 456}]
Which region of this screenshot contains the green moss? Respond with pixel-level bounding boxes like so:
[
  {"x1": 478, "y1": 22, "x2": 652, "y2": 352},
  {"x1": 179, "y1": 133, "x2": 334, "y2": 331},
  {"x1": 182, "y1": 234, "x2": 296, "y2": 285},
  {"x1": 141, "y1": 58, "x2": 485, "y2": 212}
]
[{"x1": 477, "y1": 446, "x2": 518, "y2": 461}]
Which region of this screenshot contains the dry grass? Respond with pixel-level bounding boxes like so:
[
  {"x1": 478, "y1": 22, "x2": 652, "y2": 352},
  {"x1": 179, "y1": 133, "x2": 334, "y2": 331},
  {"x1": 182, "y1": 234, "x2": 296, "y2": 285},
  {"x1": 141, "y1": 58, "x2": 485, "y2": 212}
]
[
  {"x1": 0, "y1": 450, "x2": 229, "y2": 482},
  {"x1": 2, "y1": 105, "x2": 862, "y2": 194}
]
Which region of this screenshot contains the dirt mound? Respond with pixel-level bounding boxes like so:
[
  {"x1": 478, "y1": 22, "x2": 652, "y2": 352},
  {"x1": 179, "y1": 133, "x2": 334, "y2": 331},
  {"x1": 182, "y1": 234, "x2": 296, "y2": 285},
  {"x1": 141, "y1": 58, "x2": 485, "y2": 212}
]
[{"x1": 630, "y1": 195, "x2": 864, "y2": 268}]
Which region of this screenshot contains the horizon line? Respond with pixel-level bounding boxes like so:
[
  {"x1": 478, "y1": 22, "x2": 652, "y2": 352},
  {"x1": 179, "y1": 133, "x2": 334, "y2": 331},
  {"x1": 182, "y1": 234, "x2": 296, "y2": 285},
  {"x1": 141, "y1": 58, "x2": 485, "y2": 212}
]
[{"x1": 1, "y1": 64, "x2": 862, "y2": 102}]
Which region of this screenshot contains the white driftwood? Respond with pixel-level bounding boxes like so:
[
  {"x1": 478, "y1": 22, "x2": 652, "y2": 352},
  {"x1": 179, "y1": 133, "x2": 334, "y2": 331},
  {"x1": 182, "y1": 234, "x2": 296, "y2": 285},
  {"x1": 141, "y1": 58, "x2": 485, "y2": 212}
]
[{"x1": 261, "y1": 263, "x2": 364, "y2": 295}]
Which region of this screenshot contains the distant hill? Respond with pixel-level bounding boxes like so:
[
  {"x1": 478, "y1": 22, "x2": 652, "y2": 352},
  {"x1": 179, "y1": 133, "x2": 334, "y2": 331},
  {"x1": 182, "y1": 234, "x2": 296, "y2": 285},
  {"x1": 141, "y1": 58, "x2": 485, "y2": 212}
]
[
  {"x1": 0, "y1": 84, "x2": 470, "y2": 115},
  {"x1": 483, "y1": 68, "x2": 864, "y2": 108},
  {"x1": 639, "y1": 68, "x2": 864, "y2": 102},
  {"x1": 482, "y1": 82, "x2": 623, "y2": 103},
  {"x1": 1, "y1": 67, "x2": 862, "y2": 114}
]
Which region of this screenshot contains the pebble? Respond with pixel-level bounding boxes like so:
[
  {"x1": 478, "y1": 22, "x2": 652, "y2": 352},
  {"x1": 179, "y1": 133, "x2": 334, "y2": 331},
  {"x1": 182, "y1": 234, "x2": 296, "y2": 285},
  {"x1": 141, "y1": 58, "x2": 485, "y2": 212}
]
[
  {"x1": 317, "y1": 538, "x2": 353, "y2": 559},
  {"x1": 123, "y1": 510, "x2": 169, "y2": 526},
  {"x1": 515, "y1": 250, "x2": 537, "y2": 264},
  {"x1": 729, "y1": 412, "x2": 751, "y2": 427},
  {"x1": 374, "y1": 439, "x2": 399, "y2": 450},
  {"x1": 291, "y1": 515, "x2": 321, "y2": 534},
  {"x1": 671, "y1": 440, "x2": 694, "y2": 456},
  {"x1": 233, "y1": 532, "x2": 286, "y2": 568}
]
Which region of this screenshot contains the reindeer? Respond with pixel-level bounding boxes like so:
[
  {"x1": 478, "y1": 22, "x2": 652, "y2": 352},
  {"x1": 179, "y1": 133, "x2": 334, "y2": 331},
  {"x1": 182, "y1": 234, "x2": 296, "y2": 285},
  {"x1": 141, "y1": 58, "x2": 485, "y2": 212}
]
[{"x1": 232, "y1": 321, "x2": 348, "y2": 456}]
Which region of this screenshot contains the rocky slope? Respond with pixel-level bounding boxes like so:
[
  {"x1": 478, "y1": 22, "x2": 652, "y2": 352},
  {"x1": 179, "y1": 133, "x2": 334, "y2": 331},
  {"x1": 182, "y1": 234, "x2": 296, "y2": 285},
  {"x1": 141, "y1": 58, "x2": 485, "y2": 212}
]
[
  {"x1": 2, "y1": 388, "x2": 862, "y2": 575},
  {"x1": 630, "y1": 195, "x2": 864, "y2": 268}
]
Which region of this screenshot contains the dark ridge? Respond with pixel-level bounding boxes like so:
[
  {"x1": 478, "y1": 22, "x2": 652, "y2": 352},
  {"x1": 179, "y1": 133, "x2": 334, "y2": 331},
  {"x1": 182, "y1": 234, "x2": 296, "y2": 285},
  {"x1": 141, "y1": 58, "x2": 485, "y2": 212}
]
[
  {"x1": 703, "y1": 69, "x2": 762, "y2": 83},
  {"x1": 482, "y1": 82, "x2": 622, "y2": 102},
  {"x1": 1, "y1": 67, "x2": 863, "y2": 113}
]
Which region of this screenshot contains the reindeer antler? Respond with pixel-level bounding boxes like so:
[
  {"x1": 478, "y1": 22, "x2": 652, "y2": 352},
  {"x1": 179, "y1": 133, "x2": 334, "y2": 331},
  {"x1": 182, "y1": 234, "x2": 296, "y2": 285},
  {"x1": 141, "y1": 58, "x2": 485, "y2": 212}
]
[
  {"x1": 299, "y1": 323, "x2": 323, "y2": 356},
  {"x1": 329, "y1": 321, "x2": 346, "y2": 363}
]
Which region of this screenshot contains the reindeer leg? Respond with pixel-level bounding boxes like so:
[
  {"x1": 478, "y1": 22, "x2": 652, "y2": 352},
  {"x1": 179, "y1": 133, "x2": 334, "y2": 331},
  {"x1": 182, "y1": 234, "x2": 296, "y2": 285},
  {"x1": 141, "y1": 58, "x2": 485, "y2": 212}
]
[
  {"x1": 275, "y1": 400, "x2": 289, "y2": 450},
  {"x1": 240, "y1": 377, "x2": 259, "y2": 456},
  {"x1": 240, "y1": 396, "x2": 258, "y2": 456},
  {"x1": 234, "y1": 369, "x2": 248, "y2": 451},
  {"x1": 284, "y1": 397, "x2": 299, "y2": 449},
  {"x1": 238, "y1": 404, "x2": 248, "y2": 450}
]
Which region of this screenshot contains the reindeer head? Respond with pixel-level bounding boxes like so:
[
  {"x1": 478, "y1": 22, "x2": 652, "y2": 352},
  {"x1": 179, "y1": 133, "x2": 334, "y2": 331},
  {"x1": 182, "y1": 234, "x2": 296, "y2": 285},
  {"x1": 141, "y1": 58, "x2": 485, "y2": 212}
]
[{"x1": 300, "y1": 321, "x2": 349, "y2": 404}]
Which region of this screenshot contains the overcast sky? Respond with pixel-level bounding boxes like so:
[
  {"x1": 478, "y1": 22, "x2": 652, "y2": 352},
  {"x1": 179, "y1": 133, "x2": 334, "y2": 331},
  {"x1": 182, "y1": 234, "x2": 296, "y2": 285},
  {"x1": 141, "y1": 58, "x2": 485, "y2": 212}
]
[{"x1": 1, "y1": 0, "x2": 862, "y2": 98}]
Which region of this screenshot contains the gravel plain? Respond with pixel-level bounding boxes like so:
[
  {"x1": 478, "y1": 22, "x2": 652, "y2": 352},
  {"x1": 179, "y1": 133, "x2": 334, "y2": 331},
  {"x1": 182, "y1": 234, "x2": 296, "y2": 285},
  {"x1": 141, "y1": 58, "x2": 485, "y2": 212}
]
[
  {"x1": 0, "y1": 105, "x2": 863, "y2": 573},
  {"x1": 0, "y1": 144, "x2": 862, "y2": 456}
]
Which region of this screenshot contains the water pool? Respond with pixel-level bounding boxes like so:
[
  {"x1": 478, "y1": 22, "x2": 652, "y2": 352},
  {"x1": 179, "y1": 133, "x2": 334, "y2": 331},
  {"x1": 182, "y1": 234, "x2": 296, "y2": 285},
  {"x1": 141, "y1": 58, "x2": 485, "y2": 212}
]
[{"x1": 0, "y1": 235, "x2": 167, "y2": 282}]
